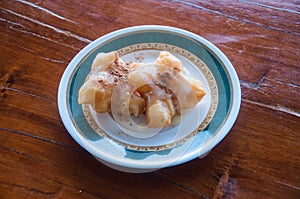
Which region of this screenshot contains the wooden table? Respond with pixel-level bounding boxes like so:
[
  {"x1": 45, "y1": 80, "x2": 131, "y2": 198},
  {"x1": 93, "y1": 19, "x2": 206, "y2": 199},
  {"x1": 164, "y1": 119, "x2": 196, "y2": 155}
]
[{"x1": 1, "y1": 1, "x2": 299, "y2": 198}]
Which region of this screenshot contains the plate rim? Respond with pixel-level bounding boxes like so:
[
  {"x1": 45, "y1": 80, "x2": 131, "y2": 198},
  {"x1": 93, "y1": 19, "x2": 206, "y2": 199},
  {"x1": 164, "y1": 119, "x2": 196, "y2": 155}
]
[{"x1": 57, "y1": 25, "x2": 241, "y2": 169}]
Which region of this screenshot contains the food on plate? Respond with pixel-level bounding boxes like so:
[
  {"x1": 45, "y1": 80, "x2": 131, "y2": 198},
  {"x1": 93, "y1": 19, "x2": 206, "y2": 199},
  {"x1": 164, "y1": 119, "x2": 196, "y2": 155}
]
[
  {"x1": 78, "y1": 51, "x2": 206, "y2": 128},
  {"x1": 78, "y1": 51, "x2": 140, "y2": 113}
]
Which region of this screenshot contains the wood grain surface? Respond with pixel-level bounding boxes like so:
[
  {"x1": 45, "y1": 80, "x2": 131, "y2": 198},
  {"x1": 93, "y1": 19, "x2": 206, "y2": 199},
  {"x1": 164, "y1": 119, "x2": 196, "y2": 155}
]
[{"x1": 1, "y1": 0, "x2": 299, "y2": 198}]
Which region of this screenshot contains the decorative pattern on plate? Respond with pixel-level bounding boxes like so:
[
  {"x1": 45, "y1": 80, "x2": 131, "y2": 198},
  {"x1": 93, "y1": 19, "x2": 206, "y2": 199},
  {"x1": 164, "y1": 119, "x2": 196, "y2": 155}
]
[{"x1": 82, "y1": 43, "x2": 218, "y2": 151}]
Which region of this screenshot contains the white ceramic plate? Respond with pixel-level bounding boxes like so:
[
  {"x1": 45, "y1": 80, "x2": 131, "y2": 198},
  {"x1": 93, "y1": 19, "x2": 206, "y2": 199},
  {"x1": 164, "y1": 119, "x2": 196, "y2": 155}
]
[{"x1": 58, "y1": 25, "x2": 241, "y2": 172}]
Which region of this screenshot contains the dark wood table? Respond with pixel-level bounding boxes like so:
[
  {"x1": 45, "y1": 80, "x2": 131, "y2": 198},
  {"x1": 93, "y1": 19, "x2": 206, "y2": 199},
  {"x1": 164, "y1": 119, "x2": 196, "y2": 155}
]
[{"x1": 1, "y1": 1, "x2": 299, "y2": 198}]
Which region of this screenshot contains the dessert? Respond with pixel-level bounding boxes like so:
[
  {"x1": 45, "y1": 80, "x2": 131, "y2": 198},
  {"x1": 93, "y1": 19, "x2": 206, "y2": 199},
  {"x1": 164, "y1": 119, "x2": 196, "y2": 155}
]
[
  {"x1": 78, "y1": 51, "x2": 206, "y2": 128},
  {"x1": 78, "y1": 51, "x2": 142, "y2": 113}
]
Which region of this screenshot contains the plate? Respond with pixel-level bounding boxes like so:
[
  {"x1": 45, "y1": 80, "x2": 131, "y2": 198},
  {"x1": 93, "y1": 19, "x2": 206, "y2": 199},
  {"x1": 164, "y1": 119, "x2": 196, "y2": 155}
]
[{"x1": 58, "y1": 25, "x2": 241, "y2": 172}]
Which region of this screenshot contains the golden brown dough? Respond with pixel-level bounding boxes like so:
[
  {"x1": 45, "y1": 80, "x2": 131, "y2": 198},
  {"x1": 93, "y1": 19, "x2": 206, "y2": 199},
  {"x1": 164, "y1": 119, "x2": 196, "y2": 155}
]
[
  {"x1": 146, "y1": 99, "x2": 172, "y2": 128},
  {"x1": 78, "y1": 52, "x2": 137, "y2": 113}
]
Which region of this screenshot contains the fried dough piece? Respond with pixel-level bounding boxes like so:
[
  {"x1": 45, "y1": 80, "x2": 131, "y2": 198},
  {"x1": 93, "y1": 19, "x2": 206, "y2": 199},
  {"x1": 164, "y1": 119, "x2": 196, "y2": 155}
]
[
  {"x1": 144, "y1": 84, "x2": 175, "y2": 128},
  {"x1": 78, "y1": 52, "x2": 138, "y2": 113},
  {"x1": 155, "y1": 51, "x2": 206, "y2": 108},
  {"x1": 190, "y1": 78, "x2": 206, "y2": 101},
  {"x1": 91, "y1": 51, "x2": 118, "y2": 72},
  {"x1": 155, "y1": 51, "x2": 183, "y2": 71},
  {"x1": 78, "y1": 52, "x2": 117, "y2": 112},
  {"x1": 78, "y1": 64, "x2": 116, "y2": 113},
  {"x1": 145, "y1": 96, "x2": 177, "y2": 128},
  {"x1": 146, "y1": 99, "x2": 172, "y2": 128}
]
